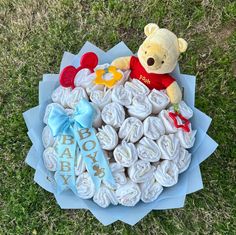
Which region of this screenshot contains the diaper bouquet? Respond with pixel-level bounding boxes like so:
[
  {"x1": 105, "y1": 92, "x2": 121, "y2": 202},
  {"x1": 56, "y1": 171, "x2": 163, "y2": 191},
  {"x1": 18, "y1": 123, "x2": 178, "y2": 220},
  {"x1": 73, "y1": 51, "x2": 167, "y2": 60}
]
[{"x1": 23, "y1": 23, "x2": 218, "y2": 225}]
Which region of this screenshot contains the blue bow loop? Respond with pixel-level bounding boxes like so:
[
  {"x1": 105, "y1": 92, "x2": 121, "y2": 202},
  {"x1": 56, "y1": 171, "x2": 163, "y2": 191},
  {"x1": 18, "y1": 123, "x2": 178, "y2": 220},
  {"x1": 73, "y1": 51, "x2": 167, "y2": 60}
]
[
  {"x1": 47, "y1": 105, "x2": 72, "y2": 136},
  {"x1": 73, "y1": 99, "x2": 94, "y2": 128}
]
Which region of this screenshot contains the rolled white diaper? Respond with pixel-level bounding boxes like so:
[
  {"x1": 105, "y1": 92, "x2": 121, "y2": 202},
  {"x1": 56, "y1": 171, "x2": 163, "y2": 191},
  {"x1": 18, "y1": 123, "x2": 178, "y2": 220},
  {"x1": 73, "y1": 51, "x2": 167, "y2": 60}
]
[
  {"x1": 113, "y1": 141, "x2": 138, "y2": 167},
  {"x1": 93, "y1": 185, "x2": 118, "y2": 208},
  {"x1": 175, "y1": 127, "x2": 197, "y2": 149},
  {"x1": 97, "y1": 125, "x2": 118, "y2": 150},
  {"x1": 173, "y1": 147, "x2": 191, "y2": 174},
  {"x1": 51, "y1": 86, "x2": 69, "y2": 105},
  {"x1": 137, "y1": 137, "x2": 161, "y2": 162},
  {"x1": 90, "y1": 103, "x2": 102, "y2": 128},
  {"x1": 125, "y1": 79, "x2": 150, "y2": 97},
  {"x1": 90, "y1": 89, "x2": 112, "y2": 110},
  {"x1": 154, "y1": 160, "x2": 179, "y2": 187},
  {"x1": 65, "y1": 108, "x2": 74, "y2": 116},
  {"x1": 148, "y1": 89, "x2": 170, "y2": 114},
  {"x1": 159, "y1": 110, "x2": 177, "y2": 134},
  {"x1": 101, "y1": 102, "x2": 125, "y2": 128},
  {"x1": 109, "y1": 162, "x2": 127, "y2": 185},
  {"x1": 157, "y1": 134, "x2": 180, "y2": 160},
  {"x1": 43, "y1": 147, "x2": 57, "y2": 171},
  {"x1": 127, "y1": 95, "x2": 152, "y2": 120},
  {"x1": 74, "y1": 68, "x2": 92, "y2": 88},
  {"x1": 143, "y1": 116, "x2": 165, "y2": 140},
  {"x1": 111, "y1": 85, "x2": 132, "y2": 106},
  {"x1": 140, "y1": 175, "x2": 163, "y2": 203},
  {"x1": 169, "y1": 100, "x2": 193, "y2": 119},
  {"x1": 118, "y1": 117, "x2": 144, "y2": 143},
  {"x1": 67, "y1": 87, "x2": 88, "y2": 109},
  {"x1": 60, "y1": 87, "x2": 72, "y2": 108},
  {"x1": 76, "y1": 172, "x2": 96, "y2": 199},
  {"x1": 115, "y1": 180, "x2": 141, "y2": 206},
  {"x1": 74, "y1": 69, "x2": 104, "y2": 95},
  {"x1": 128, "y1": 160, "x2": 155, "y2": 183},
  {"x1": 43, "y1": 103, "x2": 65, "y2": 125},
  {"x1": 74, "y1": 149, "x2": 86, "y2": 176},
  {"x1": 42, "y1": 125, "x2": 55, "y2": 148}
]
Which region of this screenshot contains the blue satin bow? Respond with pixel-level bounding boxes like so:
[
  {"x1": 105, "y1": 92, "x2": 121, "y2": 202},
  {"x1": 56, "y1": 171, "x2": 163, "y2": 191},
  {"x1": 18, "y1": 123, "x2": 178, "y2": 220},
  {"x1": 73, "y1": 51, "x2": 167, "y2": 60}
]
[
  {"x1": 47, "y1": 99, "x2": 115, "y2": 194},
  {"x1": 49, "y1": 99, "x2": 95, "y2": 136}
]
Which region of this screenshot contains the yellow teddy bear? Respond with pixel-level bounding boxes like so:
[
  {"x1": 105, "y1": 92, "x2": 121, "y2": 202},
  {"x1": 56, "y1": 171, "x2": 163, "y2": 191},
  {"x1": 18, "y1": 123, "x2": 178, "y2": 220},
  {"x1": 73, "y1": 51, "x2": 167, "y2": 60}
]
[{"x1": 111, "y1": 23, "x2": 188, "y2": 104}]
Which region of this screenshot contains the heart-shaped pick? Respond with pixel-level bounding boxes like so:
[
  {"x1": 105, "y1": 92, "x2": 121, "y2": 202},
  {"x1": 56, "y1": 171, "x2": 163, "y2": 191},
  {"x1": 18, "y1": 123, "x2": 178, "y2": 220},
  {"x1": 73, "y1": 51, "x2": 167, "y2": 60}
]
[{"x1": 59, "y1": 52, "x2": 98, "y2": 89}]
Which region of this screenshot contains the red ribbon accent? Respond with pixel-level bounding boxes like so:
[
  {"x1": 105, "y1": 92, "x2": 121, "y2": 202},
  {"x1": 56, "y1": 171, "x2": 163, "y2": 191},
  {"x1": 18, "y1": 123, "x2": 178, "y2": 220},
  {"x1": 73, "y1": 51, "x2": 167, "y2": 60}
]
[
  {"x1": 168, "y1": 111, "x2": 190, "y2": 132},
  {"x1": 59, "y1": 52, "x2": 98, "y2": 89}
]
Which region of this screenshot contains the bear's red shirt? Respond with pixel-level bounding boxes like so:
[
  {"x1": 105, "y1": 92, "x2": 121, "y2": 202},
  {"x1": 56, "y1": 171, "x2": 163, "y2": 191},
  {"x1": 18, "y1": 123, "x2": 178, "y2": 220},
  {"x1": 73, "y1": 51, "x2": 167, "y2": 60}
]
[{"x1": 129, "y1": 56, "x2": 175, "y2": 90}]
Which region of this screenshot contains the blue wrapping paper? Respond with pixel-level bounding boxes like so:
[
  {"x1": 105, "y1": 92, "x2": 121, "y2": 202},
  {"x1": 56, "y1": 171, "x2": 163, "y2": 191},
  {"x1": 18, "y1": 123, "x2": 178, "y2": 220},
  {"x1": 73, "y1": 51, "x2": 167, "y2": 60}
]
[{"x1": 23, "y1": 41, "x2": 218, "y2": 225}]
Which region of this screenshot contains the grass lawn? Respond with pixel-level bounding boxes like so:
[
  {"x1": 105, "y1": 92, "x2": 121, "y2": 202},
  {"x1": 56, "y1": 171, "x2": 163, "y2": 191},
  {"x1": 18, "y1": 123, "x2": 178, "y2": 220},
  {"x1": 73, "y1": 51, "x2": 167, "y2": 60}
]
[{"x1": 0, "y1": 0, "x2": 236, "y2": 234}]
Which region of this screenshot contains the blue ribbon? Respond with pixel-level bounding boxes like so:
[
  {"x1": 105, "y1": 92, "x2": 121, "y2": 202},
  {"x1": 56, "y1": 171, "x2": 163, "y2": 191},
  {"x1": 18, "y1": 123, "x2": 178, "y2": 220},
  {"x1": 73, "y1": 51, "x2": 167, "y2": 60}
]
[{"x1": 47, "y1": 99, "x2": 116, "y2": 194}]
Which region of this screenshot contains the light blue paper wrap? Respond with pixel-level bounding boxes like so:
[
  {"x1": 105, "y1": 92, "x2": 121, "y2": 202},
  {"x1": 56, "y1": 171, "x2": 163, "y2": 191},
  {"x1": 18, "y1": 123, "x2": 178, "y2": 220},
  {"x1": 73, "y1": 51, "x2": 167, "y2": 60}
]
[{"x1": 23, "y1": 41, "x2": 218, "y2": 225}]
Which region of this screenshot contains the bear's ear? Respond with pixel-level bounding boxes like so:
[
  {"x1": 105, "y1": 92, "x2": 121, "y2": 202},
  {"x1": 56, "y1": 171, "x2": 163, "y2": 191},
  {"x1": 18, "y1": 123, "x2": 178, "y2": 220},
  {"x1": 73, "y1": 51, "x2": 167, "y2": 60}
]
[
  {"x1": 144, "y1": 23, "x2": 159, "y2": 37},
  {"x1": 178, "y1": 38, "x2": 188, "y2": 53}
]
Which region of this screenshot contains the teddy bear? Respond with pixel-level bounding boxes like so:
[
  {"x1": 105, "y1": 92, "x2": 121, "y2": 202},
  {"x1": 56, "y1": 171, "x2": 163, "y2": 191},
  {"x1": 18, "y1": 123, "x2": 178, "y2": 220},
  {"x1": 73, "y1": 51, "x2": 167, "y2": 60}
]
[{"x1": 111, "y1": 23, "x2": 188, "y2": 104}]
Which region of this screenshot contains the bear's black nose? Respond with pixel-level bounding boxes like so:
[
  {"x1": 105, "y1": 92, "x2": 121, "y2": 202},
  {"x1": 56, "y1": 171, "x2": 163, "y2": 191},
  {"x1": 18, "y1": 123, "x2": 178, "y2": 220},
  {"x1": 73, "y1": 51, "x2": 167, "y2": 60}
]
[{"x1": 147, "y1": 57, "x2": 155, "y2": 66}]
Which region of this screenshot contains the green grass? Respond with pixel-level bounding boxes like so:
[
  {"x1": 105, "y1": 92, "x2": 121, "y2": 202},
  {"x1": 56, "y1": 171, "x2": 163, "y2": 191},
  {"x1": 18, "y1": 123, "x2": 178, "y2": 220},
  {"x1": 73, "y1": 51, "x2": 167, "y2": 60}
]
[{"x1": 0, "y1": 0, "x2": 236, "y2": 234}]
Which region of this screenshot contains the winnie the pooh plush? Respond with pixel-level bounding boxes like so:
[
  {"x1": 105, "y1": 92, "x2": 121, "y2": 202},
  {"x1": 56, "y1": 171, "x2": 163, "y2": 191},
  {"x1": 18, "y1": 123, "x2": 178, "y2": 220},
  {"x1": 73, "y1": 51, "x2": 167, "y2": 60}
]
[{"x1": 111, "y1": 23, "x2": 188, "y2": 104}]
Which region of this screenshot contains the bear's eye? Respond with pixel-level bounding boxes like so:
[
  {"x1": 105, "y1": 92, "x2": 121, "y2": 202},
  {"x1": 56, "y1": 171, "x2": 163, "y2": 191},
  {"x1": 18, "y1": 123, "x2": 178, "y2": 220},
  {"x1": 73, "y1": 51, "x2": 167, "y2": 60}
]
[{"x1": 161, "y1": 61, "x2": 164, "y2": 64}]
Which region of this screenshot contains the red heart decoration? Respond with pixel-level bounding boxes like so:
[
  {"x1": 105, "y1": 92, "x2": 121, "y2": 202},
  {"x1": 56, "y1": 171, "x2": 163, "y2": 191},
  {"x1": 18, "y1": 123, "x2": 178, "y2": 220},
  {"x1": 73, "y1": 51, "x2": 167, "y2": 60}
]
[
  {"x1": 59, "y1": 52, "x2": 98, "y2": 89},
  {"x1": 168, "y1": 111, "x2": 190, "y2": 132}
]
